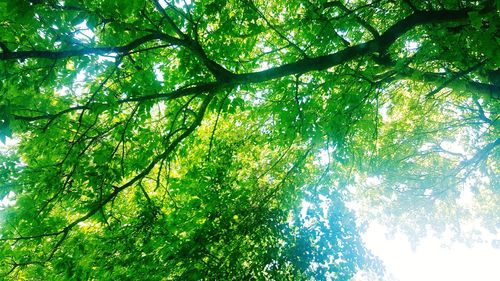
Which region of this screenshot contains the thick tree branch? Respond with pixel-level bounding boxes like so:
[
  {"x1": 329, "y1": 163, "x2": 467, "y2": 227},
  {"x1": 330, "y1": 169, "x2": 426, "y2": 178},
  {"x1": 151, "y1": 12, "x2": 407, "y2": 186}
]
[
  {"x1": 8, "y1": 6, "x2": 497, "y2": 131},
  {"x1": 0, "y1": 32, "x2": 185, "y2": 60},
  {"x1": 1, "y1": 7, "x2": 487, "y2": 89},
  {"x1": 150, "y1": 0, "x2": 233, "y2": 80},
  {"x1": 395, "y1": 67, "x2": 500, "y2": 99},
  {"x1": 233, "y1": 8, "x2": 477, "y2": 84},
  {"x1": 2, "y1": 8, "x2": 479, "y2": 79},
  {"x1": 11, "y1": 7, "x2": 497, "y2": 124}
]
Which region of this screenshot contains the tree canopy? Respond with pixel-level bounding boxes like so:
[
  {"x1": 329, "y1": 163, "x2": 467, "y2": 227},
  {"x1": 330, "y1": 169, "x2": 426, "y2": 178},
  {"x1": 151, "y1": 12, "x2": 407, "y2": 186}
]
[{"x1": 0, "y1": 0, "x2": 498, "y2": 279}]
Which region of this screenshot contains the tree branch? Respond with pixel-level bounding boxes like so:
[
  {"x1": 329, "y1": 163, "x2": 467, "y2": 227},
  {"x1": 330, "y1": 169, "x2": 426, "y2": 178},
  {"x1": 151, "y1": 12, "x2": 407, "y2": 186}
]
[
  {"x1": 324, "y1": 1, "x2": 380, "y2": 38},
  {"x1": 151, "y1": 0, "x2": 188, "y2": 39},
  {"x1": 233, "y1": 8, "x2": 478, "y2": 84},
  {"x1": 12, "y1": 82, "x2": 219, "y2": 121},
  {"x1": 0, "y1": 32, "x2": 184, "y2": 60},
  {"x1": 395, "y1": 66, "x2": 500, "y2": 99},
  {"x1": 460, "y1": 138, "x2": 500, "y2": 167}
]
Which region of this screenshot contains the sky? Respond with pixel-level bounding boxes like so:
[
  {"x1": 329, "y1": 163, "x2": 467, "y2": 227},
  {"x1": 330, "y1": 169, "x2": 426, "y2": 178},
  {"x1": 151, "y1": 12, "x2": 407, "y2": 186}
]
[{"x1": 362, "y1": 223, "x2": 500, "y2": 281}]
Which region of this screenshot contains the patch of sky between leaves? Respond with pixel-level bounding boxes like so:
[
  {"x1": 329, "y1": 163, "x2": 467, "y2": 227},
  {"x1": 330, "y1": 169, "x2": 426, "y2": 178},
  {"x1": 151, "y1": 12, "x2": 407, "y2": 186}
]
[
  {"x1": 378, "y1": 102, "x2": 390, "y2": 122},
  {"x1": 153, "y1": 63, "x2": 165, "y2": 82},
  {"x1": 74, "y1": 21, "x2": 95, "y2": 43},
  {"x1": 55, "y1": 20, "x2": 115, "y2": 97},
  {"x1": 0, "y1": 191, "x2": 16, "y2": 210},
  {"x1": 401, "y1": 40, "x2": 420, "y2": 57},
  {"x1": 336, "y1": 29, "x2": 352, "y2": 44},
  {"x1": 159, "y1": 0, "x2": 192, "y2": 9},
  {"x1": 74, "y1": 20, "x2": 117, "y2": 63},
  {"x1": 56, "y1": 70, "x2": 87, "y2": 98},
  {"x1": 0, "y1": 138, "x2": 19, "y2": 210}
]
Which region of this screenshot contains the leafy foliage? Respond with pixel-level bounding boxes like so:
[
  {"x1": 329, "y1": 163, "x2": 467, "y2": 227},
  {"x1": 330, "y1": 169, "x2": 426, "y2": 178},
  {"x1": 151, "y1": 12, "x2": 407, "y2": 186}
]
[{"x1": 0, "y1": 0, "x2": 498, "y2": 279}]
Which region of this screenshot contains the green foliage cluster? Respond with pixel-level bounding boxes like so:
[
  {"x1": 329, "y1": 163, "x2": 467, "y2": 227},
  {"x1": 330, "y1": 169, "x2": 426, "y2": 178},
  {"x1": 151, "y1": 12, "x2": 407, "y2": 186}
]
[{"x1": 0, "y1": 0, "x2": 498, "y2": 279}]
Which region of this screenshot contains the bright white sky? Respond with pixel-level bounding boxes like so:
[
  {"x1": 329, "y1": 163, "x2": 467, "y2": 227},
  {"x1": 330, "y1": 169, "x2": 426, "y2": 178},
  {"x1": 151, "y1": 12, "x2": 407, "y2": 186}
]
[{"x1": 362, "y1": 223, "x2": 500, "y2": 281}]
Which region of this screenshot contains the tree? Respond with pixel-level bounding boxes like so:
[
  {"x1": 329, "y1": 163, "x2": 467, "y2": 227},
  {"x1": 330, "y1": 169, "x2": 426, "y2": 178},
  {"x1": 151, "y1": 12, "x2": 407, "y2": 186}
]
[{"x1": 0, "y1": 0, "x2": 498, "y2": 279}]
